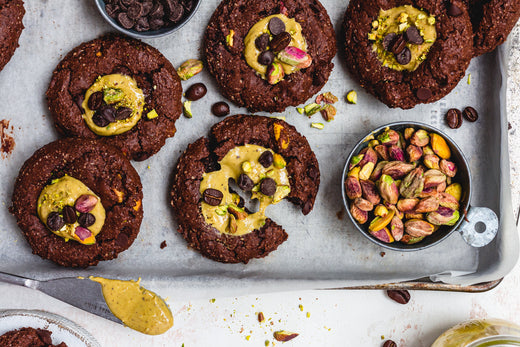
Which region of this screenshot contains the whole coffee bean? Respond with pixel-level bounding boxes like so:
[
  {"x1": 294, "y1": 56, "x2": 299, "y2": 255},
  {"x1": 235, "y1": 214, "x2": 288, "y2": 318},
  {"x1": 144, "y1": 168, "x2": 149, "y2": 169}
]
[
  {"x1": 260, "y1": 178, "x2": 277, "y2": 196},
  {"x1": 62, "y1": 206, "x2": 77, "y2": 224},
  {"x1": 203, "y1": 188, "x2": 223, "y2": 206},
  {"x1": 268, "y1": 17, "x2": 285, "y2": 36},
  {"x1": 78, "y1": 213, "x2": 96, "y2": 228},
  {"x1": 405, "y1": 26, "x2": 423, "y2": 45},
  {"x1": 115, "y1": 107, "x2": 133, "y2": 120},
  {"x1": 270, "y1": 32, "x2": 292, "y2": 52},
  {"x1": 258, "y1": 50, "x2": 275, "y2": 66},
  {"x1": 447, "y1": 3, "x2": 463, "y2": 17},
  {"x1": 237, "y1": 174, "x2": 254, "y2": 191},
  {"x1": 383, "y1": 340, "x2": 397, "y2": 347},
  {"x1": 87, "y1": 91, "x2": 104, "y2": 111},
  {"x1": 386, "y1": 289, "x2": 410, "y2": 304},
  {"x1": 255, "y1": 33, "x2": 270, "y2": 51},
  {"x1": 383, "y1": 33, "x2": 397, "y2": 51},
  {"x1": 185, "y1": 83, "x2": 207, "y2": 101},
  {"x1": 258, "y1": 151, "x2": 273, "y2": 168},
  {"x1": 416, "y1": 87, "x2": 432, "y2": 101},
  {"x1": 211, "y1": 102, "x2": 230, "y2": 117},
  {"x1": 463, "y1": 106, "x2": 478, "y2": 122},
  {"x1": 391, "y1": 35, "x2": 406, "y2": 55},
  {"x1": 47, "y1": 212, "x2": 64, "y2": 231},
  {"x1": 395, "y1": 47, "x2": 411, "y2": 65},
  {"x1": 446, "y1": 108, "x2": 462, "y2": 129},
  {"x1": 99, "y1": 105, "x2": 116, "y2": 123},
  {"x1": 92, "y1": 111, "x2": 110, "y2": 127}
]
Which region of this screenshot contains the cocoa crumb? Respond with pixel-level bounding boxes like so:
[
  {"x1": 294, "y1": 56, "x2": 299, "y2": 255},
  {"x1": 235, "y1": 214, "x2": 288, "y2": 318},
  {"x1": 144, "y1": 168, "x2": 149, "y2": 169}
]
[
  {"x1": 336, "y1": 209, "x2": 344, "y2": 220},
  {"x1": 380, "y1": 252, "x2": 386, "y2": 257},
  {"x1": 508, "y1": 122, "x2": 512, "y2": 130},
  {"x1": 0, "y1": 119, "x2": 15, "y2": 159},
  {"x1": 160, "y1": 240, "x2": 167, "y2": 249}
]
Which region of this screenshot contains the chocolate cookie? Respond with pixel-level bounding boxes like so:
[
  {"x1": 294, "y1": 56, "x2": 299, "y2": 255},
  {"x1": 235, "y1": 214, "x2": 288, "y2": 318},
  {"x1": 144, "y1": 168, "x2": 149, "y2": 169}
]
[
  {"x1": 46, "y1": 34, "x2": 182, "y2": 161},
  {"x1": 466, "y1": 0, "x2": 520, "y2": 56},
  {"x1": 11, "y1": 138, "x2": 143, "y2": 267},
  {"x1": 343, "y1": 0, "x2": 473, "y2": 109},
  {"x1": 171, "y1": 115, "x2": 320, "y2": 263},
  {"x1": 204, "y1": 0, "x2": 336, "y2": 113},
  {"x1": 0, "y1": 0, "x2": 24, "y2": 72},
  {"x1": 0, "y1": 328, "x2": 67, "y2": 347}
]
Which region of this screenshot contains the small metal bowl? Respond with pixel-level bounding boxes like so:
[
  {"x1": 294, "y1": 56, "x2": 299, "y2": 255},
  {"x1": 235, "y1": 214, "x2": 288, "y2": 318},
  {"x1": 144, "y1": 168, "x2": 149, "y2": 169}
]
[
  {"x1": 342, "y1": 121, "x2": 498, "y2": 251},
  {"x1": 95, "y1": 0, "x2": 201, "y2": 39}
]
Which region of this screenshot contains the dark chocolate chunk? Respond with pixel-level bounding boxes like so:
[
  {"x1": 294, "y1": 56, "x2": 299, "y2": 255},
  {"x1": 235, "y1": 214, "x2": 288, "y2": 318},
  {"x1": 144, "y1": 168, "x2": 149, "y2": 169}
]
[
  {"x1": 115, "y1": 107, "x2": 133, "y2": 120},
  {"x1": 255, "y1": 33, "x2": 270, "y2": 51},
  {"x1": 416, "y1": 87, "x2": 432, "y2": 101},
  {"x1": 259, "y1": 178, "x2": 277, "y2": 196},
  {"x1": 447, "y1": 3, "x2": 463, "y2": 17},
  {"x1": 383, "y1": 33, "x2": 397, "y2": 51},
  {"x1": 99, "y1": 105, "x2": 116, "y2": 122},
  {"x1": 211, "y1": 102, "x2": 230, "y2": 117},
  {"x1": 185, "y1": 83, "x2": 207, "y2": 101},
  {"x1": 395, "y1": 47, "x2": 411, "y2": 65},
  {"x1": 270, "y1": 32, "x2": 292, "y2": 52},
  {"x1": 463, "y1": 106, "x2": 478, "y2": 122},
  {"x1": 116, "y1": 232, "x2": 129, "y2": 248},
  {"x1": 237, "y1": 173, "x2": 254, "y2": 191},
  {"x1": 258, "y1": 151, "x2": 273, "y2": 168},
  {"x1": 92, "y1": 112, "x2": 110, "y2": 127},
  {"x1": 62, "y1": 206, "x2": 77, "y2": 224},
  {"x1": 258, "y1": 50, "x2": 275, "y2": 66},
  {"x1": 268, "y1": 17, "x2": 285, "y2": 35},
  {"x1": 203, "y1": 188, "x2": 223, "y2": 206},
  {"x1": 75, "y1": 94, "x2": 85, "y2": 114},
  {"x1": 78, "y1": 213, "x2": 95, "y2": 227},
  {"x1": 47, "y1": 212, "x2": 64, "y2": 231},
  {"x1": 87, "y1": 91, "x2": 104, "y2": 111},
  {"x1": 405, "y1": 26, "x2": 424, "y2": 45}
]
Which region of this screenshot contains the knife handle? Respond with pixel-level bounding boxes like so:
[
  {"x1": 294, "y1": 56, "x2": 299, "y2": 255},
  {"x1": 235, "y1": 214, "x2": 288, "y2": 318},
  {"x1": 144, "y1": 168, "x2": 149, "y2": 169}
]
[{"x1": 0, "y1": 271, "x2": 36, "y2": 288}]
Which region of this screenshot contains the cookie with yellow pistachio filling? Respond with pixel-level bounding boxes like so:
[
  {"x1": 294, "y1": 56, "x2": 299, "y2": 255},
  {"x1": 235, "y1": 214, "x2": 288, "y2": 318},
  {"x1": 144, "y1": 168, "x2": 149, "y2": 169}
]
[
  {"x1": 343, "y1": 0, "x2": 473, "y2": 109},
  {"x1": 10, "y1": 138, "x2": 143, "y2": 267},
  {"x1": 171, "y1": 115, "x2": 320, "y2": 263},
  {"x1": 46, "y1": 34, "x2": 182, "y2": 161},
  {"x1": 204, "y1": 0, "x2": 336, "y2": 113}
]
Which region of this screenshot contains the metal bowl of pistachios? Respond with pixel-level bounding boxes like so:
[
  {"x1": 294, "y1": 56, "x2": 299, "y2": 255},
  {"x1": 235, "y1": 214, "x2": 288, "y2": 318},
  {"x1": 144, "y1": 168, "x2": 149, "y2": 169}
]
[{"x1": 341, "y1": 121, "x2": 499, "y2": 251}]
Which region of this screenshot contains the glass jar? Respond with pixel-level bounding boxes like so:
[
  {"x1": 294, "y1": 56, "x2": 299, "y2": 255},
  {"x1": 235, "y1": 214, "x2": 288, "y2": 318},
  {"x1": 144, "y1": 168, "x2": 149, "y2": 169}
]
[{"x1": 432, "y1": 319, "x2": 520, "y2": 347}]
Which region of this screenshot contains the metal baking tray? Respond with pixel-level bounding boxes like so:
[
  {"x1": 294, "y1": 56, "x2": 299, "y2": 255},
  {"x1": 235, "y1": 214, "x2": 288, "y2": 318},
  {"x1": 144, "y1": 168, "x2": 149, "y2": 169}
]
[{"x1": 0, "y1": 0, "x2": 517, "y2": 299}]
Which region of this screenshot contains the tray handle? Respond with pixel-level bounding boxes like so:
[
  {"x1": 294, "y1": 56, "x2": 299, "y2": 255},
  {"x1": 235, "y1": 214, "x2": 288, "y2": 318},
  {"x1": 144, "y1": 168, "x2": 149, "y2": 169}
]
[{"x1": 458, "y1": 207, "x2": 499, "y2": 247}]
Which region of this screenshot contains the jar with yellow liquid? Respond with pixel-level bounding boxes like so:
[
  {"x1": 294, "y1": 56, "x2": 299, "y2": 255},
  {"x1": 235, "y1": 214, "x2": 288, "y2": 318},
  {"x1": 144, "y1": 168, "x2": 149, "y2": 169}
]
[{"x1": 432, "y1": 319, "x2": 520, "y2": 346}]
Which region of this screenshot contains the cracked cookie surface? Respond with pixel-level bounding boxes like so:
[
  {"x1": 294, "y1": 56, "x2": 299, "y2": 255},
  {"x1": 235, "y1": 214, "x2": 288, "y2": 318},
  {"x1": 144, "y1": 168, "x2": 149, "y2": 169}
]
[
  {"x1": 204, "y1": 0, "x2": 336, "y2": 113},
  {"x1": 343, "y1": 0, "x2": 473, "y2": 109},
  {"x1": 170, "y1": 115, "x2": 320, "y2": 263},
  {"x1": 11, "y1": 138, "x2": 143, "y2": 267},
  {"x1": 46, "y1": 34, "x2": 182, "y2": 161},
  {"x1": 0, "y1": 0, "x2": 24, "y2": 73}
]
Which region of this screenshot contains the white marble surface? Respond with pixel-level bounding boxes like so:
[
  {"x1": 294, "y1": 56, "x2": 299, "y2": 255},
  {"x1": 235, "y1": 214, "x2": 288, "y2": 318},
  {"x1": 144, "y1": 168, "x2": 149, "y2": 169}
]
[{"x1": 1, "y1": 17, "x2": 520, "y2": 347}]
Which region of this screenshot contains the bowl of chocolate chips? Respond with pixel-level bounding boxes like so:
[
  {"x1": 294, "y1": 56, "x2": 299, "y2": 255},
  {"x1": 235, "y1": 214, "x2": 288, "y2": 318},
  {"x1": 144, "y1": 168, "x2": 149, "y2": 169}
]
[{"x1": 96, "y1": 0, "x2": 201, "y2": 39}]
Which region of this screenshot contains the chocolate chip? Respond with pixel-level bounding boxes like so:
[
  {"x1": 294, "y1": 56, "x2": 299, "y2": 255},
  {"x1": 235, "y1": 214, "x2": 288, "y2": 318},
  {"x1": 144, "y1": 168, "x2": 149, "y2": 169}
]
[
  {"x1": 270, "y1": 32, "x2": 292, "y2": 52},
  {"x1": 395, "y1": 47, "x2": 411, "y2": 65},
  {"x1": 382, "y1": 33, "x2": 397, "y2": 51},
  {"x1": 416, "y1": 87, "x2": 432, "y2": 101},
  {"x1": 203, "y1": 188, "x2": 223, "y2": 206},
  {"x1": 126, "y1": 2, "x2": 142, "y2": 20},
  {"x1": 260, "y1": 178, "x2": 277, "y2": 196},
  {"x1": 75, "y1": 94, "x2": 85, "y2": 114},
  {"x1": 211, "y1": 102, "x2": 230, "y2": 117},
  {"x1": 185, "y1": 83, "x2": 207, "y2": 101},
  {"x1": 268, "y1": 17, "x2": 285, "y2": 36},
  {"x1": 302, "y1": 200, "x2": 313, "y2": 215},
  {"x1": 255, "y1": 33, "x2": 270, "y2": 51},
  {"x1": 87, "y1": 91, "x2": 104, "y2": 111},
  {"x1": 47, "y1": 212, "x2": 64, "y2": 231},
  {"x1": 115, "y1": 107, "x2": 133, "y2": 120},
  {"x1": 93, "y1": 111, "x2": 110, "y2": 127},
  {"x1": 258, "y1": 151, "x2": 273, "y2": 168},
  {"x1": 116, "y1": 232, "x2": 129, "y2": 248},
  {"x1": 447, "y1": 3, "x2": 463, "y2": 17},
  {"x1": 405, "y1": 26, "x2": 423, "y2": 45},
  {"x1": 78, "y1": 213, "x2": 96, "y2": 227},
  {"x1": 446, "y1": 108, "x2": 462, "y2": 129},
  {"x1": 62, "y1": 206, "x2": 77, "y2": 224},
  {"x1": 237, "y1": 174, "x2": 255, "y2": 191},
  {"x1": 117, "y1": 12, "x2": 135, "y2": 29},
  {"x1": 99, "y1": 105, "x2": 116, "y2": 123},
  {"x1": 391, "y1": 35, "x2": 406, "y2": 55},
  {"x1": 463, "y1": 106, "x2": 478, "y2": 122},
  {"x1": 386, "y1": 289, "x2": 410, "y2": 304},
  {"x1": 258, "y1": 50, "x2": 275, "y2": 66},
  {"x1": 383, "y1": 340, "x2": 397, "y2": 347}
]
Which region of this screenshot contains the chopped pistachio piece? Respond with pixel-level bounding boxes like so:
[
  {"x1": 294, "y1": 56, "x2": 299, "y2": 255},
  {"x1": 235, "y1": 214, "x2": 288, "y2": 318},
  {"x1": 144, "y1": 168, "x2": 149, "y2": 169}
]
[
  {"x1": 296, "y1": 107, "x2": 304, "y2": 114},
  {"x1": 242, "y1": 161, "x2": 252, "y2": 173},
  {"x1": 183, "y1": 100, "x2": 193, "y2": 118},
  {"x1": 311, "y1": 122, "x2": 324, "y2": 129},
  {"x1": 147, "y1": 109, "x2": 159, "y2": 119},
  {"x1": 304, "y1": 103, "x2": 321, "y2": 116},
  {"x1": 467, "y1": 73, "x2": 471, "y2": 85},
  {"x1": 226, "y1": 30, "x2": 235, "y2": 47},
  {"x1": 346, "y1": 90, "x2": 358, "y2": 104}
]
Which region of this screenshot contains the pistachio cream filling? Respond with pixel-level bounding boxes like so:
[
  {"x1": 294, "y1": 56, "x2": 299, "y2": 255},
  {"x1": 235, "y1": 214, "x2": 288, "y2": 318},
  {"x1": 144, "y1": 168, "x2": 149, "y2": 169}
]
[
  {"x1": 82, "y1": 74, "x2": 145, "y2": 136},
  {"x1": 244, "y1": 14, "x2": 308, "y2": 78},
  {"x1": 37, "y1": 175, "x2": 105, "y2": 244},
  {"x1": 200, "y1": 145, "x2": 291, "y2": 236},
  {"x1": 368, "y1": 5, "x2": 437, "y2": 71}
]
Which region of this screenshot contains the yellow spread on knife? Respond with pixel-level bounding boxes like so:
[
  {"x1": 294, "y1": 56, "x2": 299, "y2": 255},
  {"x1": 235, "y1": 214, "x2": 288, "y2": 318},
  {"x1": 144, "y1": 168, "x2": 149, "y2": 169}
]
[
  {"x1": 200, "y1": 145, "x2": 290, "y2": 236},
  {"x1": 89, "y1": 276, "x2": 173, "y2": 335}
]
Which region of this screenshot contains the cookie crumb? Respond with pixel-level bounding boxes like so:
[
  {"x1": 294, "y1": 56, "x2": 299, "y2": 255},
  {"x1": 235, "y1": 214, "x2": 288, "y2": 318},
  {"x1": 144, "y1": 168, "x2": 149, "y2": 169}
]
[
  {"x1": 160, "y1": 240, "x2": 167, "y2": 249},
  {"x1": 0, "y1": 120, "x2": 15, "y2": 159},
  {"x1": 336, "y1": 209, "x2": 344, "y2": 220},
  {"x1": 380, "y1": 252, "x2": 386, "y2": 257}
]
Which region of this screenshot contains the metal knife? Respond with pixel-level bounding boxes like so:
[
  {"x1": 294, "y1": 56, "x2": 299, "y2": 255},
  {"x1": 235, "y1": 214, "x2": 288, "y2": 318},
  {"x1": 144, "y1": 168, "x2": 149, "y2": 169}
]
[{"x1": 0, "y1": 271, "x2": 122, "y2": 324}]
